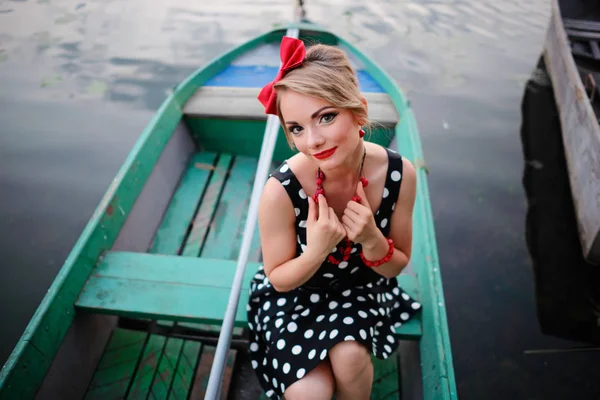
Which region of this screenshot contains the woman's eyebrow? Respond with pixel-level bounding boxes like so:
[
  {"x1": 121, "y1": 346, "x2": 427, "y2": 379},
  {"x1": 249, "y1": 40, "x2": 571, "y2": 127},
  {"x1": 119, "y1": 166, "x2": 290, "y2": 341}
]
[{"x1": 285, "y1": 106, "x2": 336, "y2": 125}]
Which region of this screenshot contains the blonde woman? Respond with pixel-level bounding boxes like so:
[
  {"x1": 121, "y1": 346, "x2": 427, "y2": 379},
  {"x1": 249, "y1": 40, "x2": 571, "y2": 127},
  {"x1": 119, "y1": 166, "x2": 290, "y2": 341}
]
[{"x1": 247, "y1": 37, "x2": 422, "y2": 400}]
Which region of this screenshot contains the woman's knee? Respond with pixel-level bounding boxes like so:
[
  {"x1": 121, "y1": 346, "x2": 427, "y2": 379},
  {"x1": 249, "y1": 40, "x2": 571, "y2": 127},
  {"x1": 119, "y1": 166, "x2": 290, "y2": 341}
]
[
  {"x1": 328, "y1": 341, "x2": 372, "y2": 383},
  {"x1": 283, "y1": 361, "x2": 335, "y2": 400}
]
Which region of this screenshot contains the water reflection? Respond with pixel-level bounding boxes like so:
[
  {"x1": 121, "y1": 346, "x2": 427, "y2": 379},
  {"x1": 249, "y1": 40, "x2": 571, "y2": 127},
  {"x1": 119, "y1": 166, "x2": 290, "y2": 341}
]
[{"x1": 521, "y1": 57, "x2": 600, "y2": 345}]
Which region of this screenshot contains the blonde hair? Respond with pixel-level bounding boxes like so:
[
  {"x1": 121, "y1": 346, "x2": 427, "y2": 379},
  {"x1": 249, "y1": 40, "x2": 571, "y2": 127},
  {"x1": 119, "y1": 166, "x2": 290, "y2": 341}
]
[{"x1": 274, "y1": 43, "x2": 370, "y2": 148}]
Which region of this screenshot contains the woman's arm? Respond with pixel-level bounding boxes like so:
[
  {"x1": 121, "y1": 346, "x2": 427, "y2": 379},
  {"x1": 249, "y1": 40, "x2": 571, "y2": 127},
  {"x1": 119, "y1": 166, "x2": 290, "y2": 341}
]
[
  {"x1": 259, "y1": 178, "x2": 326, "y2": 292},
  {"x1": 361, "y1": 157, "x2": 417, "y2": 278}
]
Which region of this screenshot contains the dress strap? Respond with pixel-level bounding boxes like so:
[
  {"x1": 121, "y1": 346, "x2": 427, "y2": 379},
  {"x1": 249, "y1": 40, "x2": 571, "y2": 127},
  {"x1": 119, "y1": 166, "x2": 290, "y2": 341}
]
[
  {"x1": 375, "y1": 149, "x2": 404, "y2": 237},
  {"x1": 269, "y1": 161, "x2": 308, "y2": 213}
]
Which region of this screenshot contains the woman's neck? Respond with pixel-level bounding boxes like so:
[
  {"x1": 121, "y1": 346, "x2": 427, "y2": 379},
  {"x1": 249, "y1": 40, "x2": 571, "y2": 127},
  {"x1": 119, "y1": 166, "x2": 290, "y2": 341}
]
[{"x1": 318, "y1": 141, "x2": 366, "y2": 187}]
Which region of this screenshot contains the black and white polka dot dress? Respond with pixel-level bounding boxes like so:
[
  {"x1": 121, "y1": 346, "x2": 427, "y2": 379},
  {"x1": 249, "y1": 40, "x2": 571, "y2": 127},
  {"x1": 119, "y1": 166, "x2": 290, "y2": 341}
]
[{"x1": 246, "y1": 148, "x2": 422, "y2": 399}]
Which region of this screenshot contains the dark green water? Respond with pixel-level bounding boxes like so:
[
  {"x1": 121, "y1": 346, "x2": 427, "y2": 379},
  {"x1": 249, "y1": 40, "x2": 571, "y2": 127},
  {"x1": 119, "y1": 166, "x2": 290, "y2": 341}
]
[{"x1": 2, "y1": 0, "x2": 600, "y2": 398}]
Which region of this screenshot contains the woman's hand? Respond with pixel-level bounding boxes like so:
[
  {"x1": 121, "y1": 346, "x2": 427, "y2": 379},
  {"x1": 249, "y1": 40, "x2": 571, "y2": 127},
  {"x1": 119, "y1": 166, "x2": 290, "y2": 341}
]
[
  {"x1": 342, "y1": 181, "x2": 384, "y2": 248},
  {"x1": 305, "y1": 194, "x2": 347, "y2": 261}
]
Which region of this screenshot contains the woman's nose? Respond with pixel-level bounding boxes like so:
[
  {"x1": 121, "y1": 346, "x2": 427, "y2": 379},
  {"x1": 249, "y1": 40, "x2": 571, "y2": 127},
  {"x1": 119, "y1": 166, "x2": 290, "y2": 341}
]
[{"x1": 307, "y1": 129, "x2": 325, "y2": 149}]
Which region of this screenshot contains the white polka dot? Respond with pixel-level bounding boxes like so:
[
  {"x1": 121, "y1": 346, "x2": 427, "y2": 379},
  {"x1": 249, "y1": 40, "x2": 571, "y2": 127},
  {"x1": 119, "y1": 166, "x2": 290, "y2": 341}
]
[
  {"x1": 358, "y1": 310, "x2": 368, "y2": 318},
  {"x1": 331, "y1": 247, "x2": 337, "y2": 253},
  {"x1": 329, "y1": 313, "x2": 338, "y2": 322},
  {"x1": 277, "y1": 339, "x2": 286, "y2": 349},
  {"x1": 319, "y1": 330, "x2": 327, "y2": 340},
  {"x1": 301, "y1": 244, "x2": 307, "y2": 253},
  {"x1": 294, "y1": 304, "x2": 304, "y2": 311},
  {"x1": 329, "y1": 301, "x2": 338, "y2": 310},
  {"x1": 359, "y1": 329, "x2": 367, "y2": 340},
  {"x1": 277, "y1": 311, "x2": 285, "y2": 316},
  {"x1": 330, "y1": 329, "x2": 339, "y2": 339},
  {"x1": 393, "y1": 287, "x2": 400, "y2": 295},
  {"x1": 344, "y1": 335, "x2": 355, "y2": 341},
  {"x1": 288, "y1": 322, "x2": 298, "y2": 332},
  {"x1": 387, "y1": 335, "x2": 395, "y2": 343},
  {"x1": 320, "y1": 349, "x2": 328, "y2": 360},
  {"x1": 381, "y1": 218, "x2": 388, "y2": 228},
  {"x1": 384, "y1": 345, "x2": 392, "y2": 353},
  {"x1": 342, "y1": 289, "x2": 351, "y2": 297},
  {"x1": 263, "y1": 373, "x2": 268, "y2": 381},
  {"x1": 295, "y1": 207, "x2": 301, "y2": 217},
  {"x1": 343, "y1": 302, "x2": 352, "y2": 309},
  {"x1": 367, "y1": 283, "x2": 373, "y2": 288},
  {"x1": 308, "y1": 349, "x2": 316, "y2": 359},
  {"x1": 351, "y1": 247, "x2": 358, "y2": 253},
  {"x1": 292, "y1": 345, "x2": 302, "y2": 355},
  {"x1": 379, "y1": 307, "x2": 385, "y2": 315},
  {"x1": 280, "y1": 164, "x2": 289, "y2": 173},
  {"x1": 304, "y1": 329, "x2": 314, "y2": 339},
  {"x1": 281, "y1": 383, "x2": 286, "y2": 393},
  {"x1": 297, "y1": 368, "x2": 306, "y2": 379},
  {"x1": 292, "y1": 314, "x2": 299, "y2": 320},
  {"x1": 370, "y1": 327, "x2": 375, "y2": 336},
  {"x1": 301, "y1": 308, "x2": 310, "y2": 316},
  {"x1": 250, "y1": 342, "x2": 259, "y2": 351},
  {"x1": 402, "y1": 293, "x2": 410, "y2": 300},
  {"x1": 412, "y1": 302, "x2": 421, "y2": 310},
  {"x1": 310, "y1": 294, "x2": 320, "y2": 303},
  {"x1": 323, "y1": 273, "x2": 334, "y2": 278},
  {"x1": 275, "y1": 318, "x2": 284, "y2": 328},
  {"x1": 401, "y1": 312, "x2": 410, "y2": 321},
  {"x1": 338, "y1": 261, "x2": 348, "y2": 269},
  {"x1": 277, "y1": 298, "x2": 286, "y2": 307},
  {"x1": 316, "y1": 315, "x2": 325, "y2": 322},
  {"x1": 266, "y1": 331, "x2": 271, "y2": 341},
  {"x1": 263, "y1": 358, "x2": 267, "y2": 366},
  {"x1": 282, "y1": 179, "x2": 291, "y2": 186},
  {"x1": 357, "y1": 296, "x2": 366, "y2": 302},
  {"x1": 391, "y1": 170, "x2": 401, "y2": 181},
  {"x1": 299, "y1": 189, "x2": 307, "y2": 199},
  {"x1": 283, "y1": 363, "x2": 291, "y2": 374},
  {"x1": 266, "y1": 390, "x2": 274, "y2": 397},
  {"x1": 273, "y1": 377, "x2": 278, "y2": 388},
  {"x1": 351, "y1": 267, "x2": 359, "y2": 274},
  {"x1": 383, "y1": 188, "x2": 389, "y2": 198},
  {"x1": 370, "y1": 309, "x2": 379, "y2": 316},
  {"x1": 248, "y1": 322, "x2": 254, "y2": 330},
  {"x1": 298, "y1": 220, "x2": 307, "y2": 228},
  {"x1": 251, "y1": 360, "x2": 258, "y2": 369},
  {"x1": 273, "y1": 358, "x2": 278, "y2": 369},
  {"x1": 343, "y1": 317, "x2": 354, "y2": 324}
]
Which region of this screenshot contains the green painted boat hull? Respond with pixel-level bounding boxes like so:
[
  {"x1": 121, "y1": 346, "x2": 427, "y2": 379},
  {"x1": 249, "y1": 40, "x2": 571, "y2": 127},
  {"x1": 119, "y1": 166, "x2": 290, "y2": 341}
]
[{"x1": 0, "y1": 21, "x2": 457, "y2": 400}]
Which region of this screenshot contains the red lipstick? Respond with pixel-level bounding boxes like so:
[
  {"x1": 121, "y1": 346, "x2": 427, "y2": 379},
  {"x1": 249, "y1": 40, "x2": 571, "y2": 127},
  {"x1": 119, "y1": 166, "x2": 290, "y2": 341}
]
[{"x1": 313, "y1": 147, "x2": 338, "y2": 160}]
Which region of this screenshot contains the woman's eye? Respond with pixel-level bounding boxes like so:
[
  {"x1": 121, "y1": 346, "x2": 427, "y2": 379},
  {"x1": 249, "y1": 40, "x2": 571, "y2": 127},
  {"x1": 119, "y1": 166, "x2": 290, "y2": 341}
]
[
  {"x1": 290, "y1": 126, "x2": 303, "y2": 135},
  {"x1": 320, "y1": 113, "x2": 338, "y2": 124}
]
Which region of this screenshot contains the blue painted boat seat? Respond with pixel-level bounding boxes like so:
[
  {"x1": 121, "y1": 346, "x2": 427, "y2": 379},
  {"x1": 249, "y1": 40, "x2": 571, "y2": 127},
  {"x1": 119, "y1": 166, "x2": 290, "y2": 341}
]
[
  {"x1": 75, "y1": 251, "x2": 422, "y2": 339},
  {"x1": 182, "y1": 86, "x2": 400, "y2": 128}
]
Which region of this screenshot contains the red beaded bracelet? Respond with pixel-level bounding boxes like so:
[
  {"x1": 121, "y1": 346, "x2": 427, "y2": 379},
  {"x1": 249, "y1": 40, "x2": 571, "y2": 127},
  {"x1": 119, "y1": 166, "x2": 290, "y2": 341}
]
[{"x1": 360, "y1": 238, "x2": 394, "y2": 267}]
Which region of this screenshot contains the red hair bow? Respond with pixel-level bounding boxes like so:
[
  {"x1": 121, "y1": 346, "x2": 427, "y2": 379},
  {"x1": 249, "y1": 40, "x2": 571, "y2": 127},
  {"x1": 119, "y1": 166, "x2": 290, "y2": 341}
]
[{"x1": 257, "y1": 36, "x2": 306, "y2": 115}]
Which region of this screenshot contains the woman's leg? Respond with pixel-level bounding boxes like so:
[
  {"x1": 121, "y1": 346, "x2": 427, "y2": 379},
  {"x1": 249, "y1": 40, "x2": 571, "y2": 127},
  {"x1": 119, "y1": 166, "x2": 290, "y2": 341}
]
[
  {"x1": 328, "y1": 341, "x2": 373, "y2": 400},
  {"x1": 283, "y1": 360, "x2": 335, "y2": 400}
]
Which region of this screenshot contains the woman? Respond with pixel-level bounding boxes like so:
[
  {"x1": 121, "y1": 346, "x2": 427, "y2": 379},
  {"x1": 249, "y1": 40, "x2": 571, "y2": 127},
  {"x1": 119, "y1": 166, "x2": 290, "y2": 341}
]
[{"x1": 247, "y1": 36, "x2": 422, "y2": 400}]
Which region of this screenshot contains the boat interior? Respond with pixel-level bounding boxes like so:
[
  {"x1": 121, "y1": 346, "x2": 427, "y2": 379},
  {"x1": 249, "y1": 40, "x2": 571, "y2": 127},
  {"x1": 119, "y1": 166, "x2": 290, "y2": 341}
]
[{"x1": 27, "y1": 29, "x2": 431, "y2": 400}]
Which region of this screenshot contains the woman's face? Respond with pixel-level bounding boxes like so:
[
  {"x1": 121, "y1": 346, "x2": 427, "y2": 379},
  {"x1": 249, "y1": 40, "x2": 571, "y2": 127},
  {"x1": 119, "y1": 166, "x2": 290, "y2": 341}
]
[{"x1": 278, "y1": 90, "x2": 360, "y2": 168}]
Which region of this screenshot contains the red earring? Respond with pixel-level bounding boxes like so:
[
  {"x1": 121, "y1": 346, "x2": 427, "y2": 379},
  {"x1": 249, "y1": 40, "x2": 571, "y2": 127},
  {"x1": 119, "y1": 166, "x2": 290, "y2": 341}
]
[{"x1": 359, "y1": 129, "x2": 365, "y2": 138}]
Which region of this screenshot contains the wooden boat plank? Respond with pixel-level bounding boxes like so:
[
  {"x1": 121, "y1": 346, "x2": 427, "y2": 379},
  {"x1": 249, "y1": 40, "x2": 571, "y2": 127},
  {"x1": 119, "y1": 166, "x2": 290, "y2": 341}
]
[
  {"x1": 149, "y1": 152, "x2": 218, "y2": 255},
  {"x1": 182, "y1": 154, "x2": 233, "y2": 258},
  {"x1": 564, "y1": 17, "x2": 600, "y2": 33},
  {"x1": 84, "y1": 329, "x2": 147, "y2": 399},
  {"x1": 565, "y1": 28, "x2": 600, "y2": 40},
  {"x1": 371, "y1": 354, "x2": 400, "y2": 400},
  {"x1": 201, "y1": 155, "x2": 261, "y2": 261},
  {"x1": 126, "y1": 333, "x2": 167, "y2": 398},
  {"x1": 183, "y1": 86, "x2": 398, "y2": 127},
  {"x1": 149, "y1": 337, "x2": 184, "y2": 399},
  {"x1": 169, "y1": 340, "x2": 202, "y2": 399}
]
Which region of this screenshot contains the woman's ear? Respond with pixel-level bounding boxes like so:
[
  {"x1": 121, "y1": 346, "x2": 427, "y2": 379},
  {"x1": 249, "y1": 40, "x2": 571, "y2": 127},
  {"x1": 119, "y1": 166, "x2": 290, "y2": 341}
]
[{"x1": 356, "y1": 95, "x2": 369, "y2": 126}]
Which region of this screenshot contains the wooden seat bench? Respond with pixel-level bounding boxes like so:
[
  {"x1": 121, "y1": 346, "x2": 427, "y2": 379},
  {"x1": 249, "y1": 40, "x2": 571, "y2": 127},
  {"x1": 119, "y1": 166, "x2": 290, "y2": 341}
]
[{"x1": 183, "y1": 86, "x2": 400, "y2": 128}]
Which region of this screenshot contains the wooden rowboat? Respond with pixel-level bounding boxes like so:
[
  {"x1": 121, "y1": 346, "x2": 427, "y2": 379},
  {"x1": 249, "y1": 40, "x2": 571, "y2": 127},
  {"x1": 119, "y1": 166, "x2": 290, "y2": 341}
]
[
  {"x1": 544, "y1": 0, "x2": 600, "y2": 265},
  {"x1": 0, "y1": 17, "x2": 457, "y2": 400}
]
